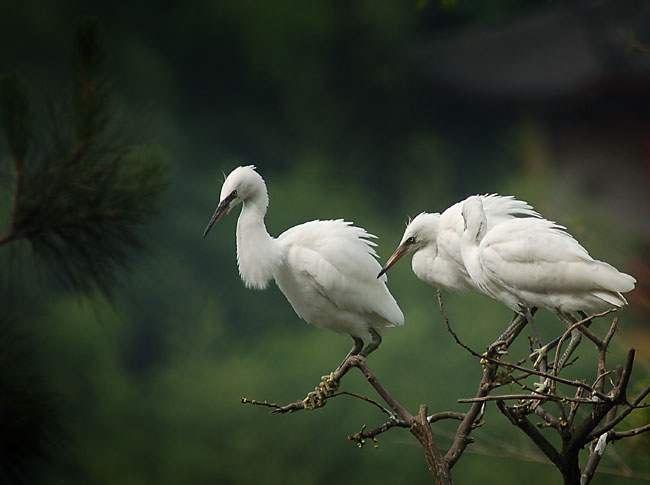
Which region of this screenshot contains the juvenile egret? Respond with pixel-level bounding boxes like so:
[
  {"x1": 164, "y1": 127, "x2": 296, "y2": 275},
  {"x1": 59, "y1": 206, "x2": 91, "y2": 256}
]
[
  {"x1": 459, "y1": 196, "x2": 636, "y2": 315},
  {"x1": 460, "y1": 195, "x2": 636, "y2": 369},
  {"x1": 203, "y1": 166, "x2": 404, "y2": 368},
  {"x1": 378, "y1": 194, "x2": 540, "y2": 292}
]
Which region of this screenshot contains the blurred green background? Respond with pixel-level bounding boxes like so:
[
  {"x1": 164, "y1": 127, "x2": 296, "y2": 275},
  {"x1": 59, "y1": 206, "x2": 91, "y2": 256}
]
[{"x1": 1, "y1": 0, "x2": 650, "y2": 483}]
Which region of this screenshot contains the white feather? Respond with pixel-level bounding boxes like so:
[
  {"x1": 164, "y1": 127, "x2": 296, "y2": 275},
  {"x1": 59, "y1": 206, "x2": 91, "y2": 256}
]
[
  {"x1": 391, "y1": 194, "x2": 540, "y2": 292},
  {"x1": 460, "y1": 196, "x2": 636, "y2": 313},
  {"x1": 210, "y1": 166, "x2": 404, "y2": 344}
]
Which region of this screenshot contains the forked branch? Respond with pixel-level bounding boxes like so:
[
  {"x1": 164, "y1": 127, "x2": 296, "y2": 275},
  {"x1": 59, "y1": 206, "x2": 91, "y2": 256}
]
[{"x1": 242, "y1": 293, "x2": 648, "y2": 484}]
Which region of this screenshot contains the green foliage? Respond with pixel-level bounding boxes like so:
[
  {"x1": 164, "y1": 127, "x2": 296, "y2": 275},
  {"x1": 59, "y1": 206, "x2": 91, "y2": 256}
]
[
  {"x1": 0, "y1": 317, "x2": 59, "y2": 484},
  {"x1": 0, "y1": 20, "x2": 169, "y2": 483},
  {"x1": 0, "y1": 74, "x2": 30, "y2": 169},
  {"x1": 1, "y1": 22, "x2": 168, "y2": 296}
]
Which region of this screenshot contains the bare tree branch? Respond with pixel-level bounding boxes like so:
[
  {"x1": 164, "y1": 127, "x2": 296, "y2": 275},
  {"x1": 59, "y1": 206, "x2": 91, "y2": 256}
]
[
  {"x1": 437, "y1": 293, "x2": 612, "y2": 401},
  {"x1": 428, "y1": 412, "x2": 466, "y2": 423},
  {"x1": 439, "y1": 290, "x2": 507, "y2": 468},
  {"x1": 348, "y1": 420, "x2": 410, "y2": 448},
  {"x1": 609, "y1": 422, "x2": 650, "y2": 440},
  {"x1": 335, "y1": 391, "x2": 396, "y2": 418},
  {"x1": 496, "y1": 400, "x2": 563, "y2": 468},
  {"x1": 410, "y1": 404, "x2": 452, "y2": 484},
  {"x1": 588, "y1": 380, "x2": 650, "y2": 440},
  {"x1": 458, "y1": 394, "x2": 602, "y2": 405},
  {"x1": 242, "y1": 289, "x2": 648, "y2": 485}
]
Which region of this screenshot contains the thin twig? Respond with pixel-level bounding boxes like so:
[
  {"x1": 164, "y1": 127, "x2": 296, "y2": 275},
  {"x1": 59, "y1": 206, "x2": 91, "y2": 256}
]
[
  {"x1": 569, "y1": 350, "x2": 636, "y2": 456},
  {"x1": 609, "y1": 422, "x2": 650, "y2": 441},
  {"x1": 458, "y1": 394, "x2": 603, "y2": 405},
  {"x1": 437, "y1": 295, "x2": 611, "y2": 401},
  {"x1": 601, "y1": 317, "x2": 619, "y2": 349},
  {"x1": 243, "y1": 356, "x2": 359, "y2": 414},
  {"x1": 334, "y1": 391, "x2": 395, "y2": 418},
  {"x1": 568, "y1": 386, "x2": 585, "y2": 427},
  {"x1": 439, "y1": 291, "x2": 502, "y2": 468},
  {"x1": 350, "y1": 356, "x2": 413, "y2": 421},
  {"x1": 589, "y1": 379, "x2": 650, "y2": 440},
  {"x1": 428, "y1": 411, "x2": 466, "y2": 423},
  {"x1": 240, "y1": 397, "x2": 287, "y2": 412},
  {"x1": 348, "y1": 419, "x2": 410, "y2": 448},
  {"x1": 535, "y1": 406, "x2": 562, "y2": 430},
  {"x1": 496, "y1": 400, "x2": 563, "y2": 469}
]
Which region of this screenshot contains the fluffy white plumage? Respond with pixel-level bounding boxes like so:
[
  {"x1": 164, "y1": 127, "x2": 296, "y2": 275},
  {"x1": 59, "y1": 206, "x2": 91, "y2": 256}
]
[
  {"x1": 379, "y1": 194, "x2": 540, "y2": 292},
  {"x1": 460, "y1": 195, "x2": 636, "y2": 313},
  {"x1": 203, "y1": 165, "x2": 404, "y2": 347}
]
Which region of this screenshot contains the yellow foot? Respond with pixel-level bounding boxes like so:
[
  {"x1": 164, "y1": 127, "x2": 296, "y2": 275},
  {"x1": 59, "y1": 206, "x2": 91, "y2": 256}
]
[
  {"x1": 534, "y1": 378, "x2": 551, "y2": 394},
  {"x1": 530, "y1": 344, "x2": 551, "y2": 369},
  {"x1": 301, "y1": 373, "x2": 341, "y2": 410},
  {"x1": 302, "y1": 388, "x2": 326, "y2": 410},
  {"x1": 320, "y1": 372, "x2": 340, "y2": 394}
]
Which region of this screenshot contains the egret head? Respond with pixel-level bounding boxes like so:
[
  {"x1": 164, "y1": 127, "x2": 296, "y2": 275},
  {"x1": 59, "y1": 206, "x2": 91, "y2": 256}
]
[
  {"x1": 461, "y1": 196, "x2": 487, "y2": 242},
  {"x1": 377, "y1": 212, "x2": 440, "y2": 278},
  {"x1": 203, "y1": 165, "x2": 268, "y2": 238}
]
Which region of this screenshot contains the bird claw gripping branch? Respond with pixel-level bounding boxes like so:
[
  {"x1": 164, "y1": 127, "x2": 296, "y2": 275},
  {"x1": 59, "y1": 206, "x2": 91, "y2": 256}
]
[{"x1": 302, "y1": 373, "x2": 340, "y2": 410}]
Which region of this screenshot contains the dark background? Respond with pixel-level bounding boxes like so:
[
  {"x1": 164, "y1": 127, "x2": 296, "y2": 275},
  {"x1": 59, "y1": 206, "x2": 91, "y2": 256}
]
[{"x1": 1, "y1": 0, "x2": 649, "y2": 483}]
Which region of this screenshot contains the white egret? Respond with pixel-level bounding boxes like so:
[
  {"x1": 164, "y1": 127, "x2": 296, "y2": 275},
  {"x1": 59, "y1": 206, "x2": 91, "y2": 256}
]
[
  {"x1": 377, "y1": 194, "x2": 540, "y2": 293},
  {"x1": 203, "y1": 166, "x2": 404, "y2": 368},
  {"x1": 459, "y1": 196, "x2": 636, "y2": 315},
  {"x1": 460, "y1": 195, "x2": 636, "y2": 369}
]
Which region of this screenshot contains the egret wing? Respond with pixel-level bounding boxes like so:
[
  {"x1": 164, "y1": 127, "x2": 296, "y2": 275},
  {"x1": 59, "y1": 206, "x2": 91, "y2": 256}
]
[
  {"x1": 480, "y1": 218, "x2": 631, "y2": 293},
  {"x1": 438, "y1": 194, "x2": 540, "y2": 270},
  {"x1": 481, "y1": 194, "x2": 540, "y2": 225},
  {"x1": 279, "y1": 220, "x2": 404, "y2": 326}
]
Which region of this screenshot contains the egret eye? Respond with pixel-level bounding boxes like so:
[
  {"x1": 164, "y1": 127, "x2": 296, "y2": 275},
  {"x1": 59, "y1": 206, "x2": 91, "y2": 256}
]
[
  {"x1": 231, "y1": 190, "x2": 238, "y2": 198},
  {"x1": 406, "y1": 236, "x2": 416, "y2": 244}
]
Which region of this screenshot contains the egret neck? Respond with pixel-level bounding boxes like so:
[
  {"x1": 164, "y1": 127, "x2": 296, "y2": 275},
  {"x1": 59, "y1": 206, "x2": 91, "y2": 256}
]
[
  {"x1": 236, "y1": 197, "x2": 281, "y2": 290},
  {"x1": 462, "y1": 197, "x2": 488, "y2": 244}
]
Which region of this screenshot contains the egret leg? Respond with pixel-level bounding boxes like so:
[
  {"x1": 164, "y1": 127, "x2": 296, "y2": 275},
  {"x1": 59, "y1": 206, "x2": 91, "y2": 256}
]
[
  {"x1": 524, "y1": 307, "x2": 543, "y2": 349},
  {"x1": 531, "y1": 341, "x2": 554, "y2": 369},
  {"x1": 534, "y1": 312, "x2": 588, "y2": 392},
  {"x1": 555, "y1": 311, "x2": 583, "y2": 371},
  {"x1": 531, "y1": 334, "x2": 565, "y2": 368},
  {"x1": 496, "y1": 307, "x2": 537, "y2": 347},
  {"x1": 521, "y1": 306, "x2": 553, "y2": 375},
  {"x1": 304, "y1": 337, "x2": 364, "y2": 411},
  {"x1": 359, "y1": 328, "x2": 382, "y2": 358},
  {"x1": 303, "y1": 329, "x2": 381, "y2": 411},
  {"x1": 530, "y1": 309, "x2": 587, "y2": 369},
  {"x1": 531, "y1": 311, "x2": 594, "y2": 370},
  {"x1": 496, "y1": 311, "x2": 522, "y2": 343},
  {"x1": 530, "y1": 311, "x2": 593, "y2": 359},
  {"x1": 336, "y1": 337, "x2": 364, "y2": 370}
]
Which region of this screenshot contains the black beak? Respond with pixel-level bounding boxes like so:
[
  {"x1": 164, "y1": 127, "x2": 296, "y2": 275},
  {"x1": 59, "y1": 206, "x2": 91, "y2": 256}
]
[
  {"x1": 377, "y1": 242, "x2": 409, "y2": 278},
  {"x1": 202, "y1": 193, "x2": 236, "y2": 239}
]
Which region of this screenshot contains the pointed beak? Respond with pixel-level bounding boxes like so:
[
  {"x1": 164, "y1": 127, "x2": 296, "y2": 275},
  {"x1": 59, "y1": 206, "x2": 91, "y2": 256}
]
[
  {"x1": 377, "y1": 242, "x2": 409, "y2": 278},
  {"x1": 202, "y1": 193, "x2": 235, "y2": 239}
]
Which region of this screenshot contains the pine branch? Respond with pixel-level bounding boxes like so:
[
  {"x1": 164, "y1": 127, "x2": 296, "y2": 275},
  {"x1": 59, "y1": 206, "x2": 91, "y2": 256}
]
[{"x1": 0, "y1": 21, "x2": 168, "y2": 297}]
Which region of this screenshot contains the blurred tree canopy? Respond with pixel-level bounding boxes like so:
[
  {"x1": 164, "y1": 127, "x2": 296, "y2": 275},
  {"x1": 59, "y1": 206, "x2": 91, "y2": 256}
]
[{"x1": 0, "y1": 21, "x2": 168, "y2": 482}]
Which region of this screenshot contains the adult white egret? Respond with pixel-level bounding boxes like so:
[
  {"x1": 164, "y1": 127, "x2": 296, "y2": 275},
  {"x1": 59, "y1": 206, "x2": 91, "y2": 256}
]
[
  {"x1": 377, "y1": 194, "x2": 540, "y2": 292},
  {"x1": 203, "y1": 166, "x2": 404, "y2": 367},
  {"x1": 460, "y1": 195, "x2": 636, "y2": 370}
]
